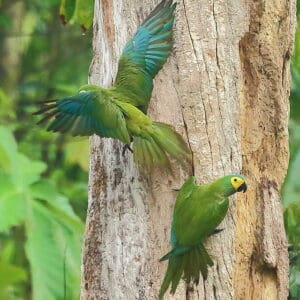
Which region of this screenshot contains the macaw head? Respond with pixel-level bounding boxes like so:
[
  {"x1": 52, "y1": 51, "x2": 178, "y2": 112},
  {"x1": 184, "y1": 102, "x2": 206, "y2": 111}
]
[{"x1": 216, "y1": 174, "x2": 247, "y2": 197}]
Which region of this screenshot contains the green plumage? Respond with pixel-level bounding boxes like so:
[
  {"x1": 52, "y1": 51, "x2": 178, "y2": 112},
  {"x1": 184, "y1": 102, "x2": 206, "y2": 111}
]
[
  {"x1": 34, "y1": 0, "x2": 191, "y2": 170},
  {"x1": 115, "y1": 0, "x2": 175, "y2": 112},
  {"x1": 159, "y1": 174, "x2": 247, "y2": 299}
]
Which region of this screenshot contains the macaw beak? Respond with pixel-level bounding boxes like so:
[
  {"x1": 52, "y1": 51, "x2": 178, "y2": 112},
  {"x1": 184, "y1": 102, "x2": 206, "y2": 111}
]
[{"x1": 237, "y1": 182, "x2": 247, "y2": 193}]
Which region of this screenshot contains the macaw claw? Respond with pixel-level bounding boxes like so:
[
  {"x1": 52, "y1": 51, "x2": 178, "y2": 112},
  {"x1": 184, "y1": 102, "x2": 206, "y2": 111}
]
[{"x1": 122, "y1": 144, "x2": 133, "y2": 155}]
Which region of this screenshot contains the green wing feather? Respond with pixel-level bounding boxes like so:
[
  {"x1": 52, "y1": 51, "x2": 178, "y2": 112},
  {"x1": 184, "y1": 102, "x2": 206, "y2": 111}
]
[
  {"x1": 114, "y1": 0, "x2": 176, "y2": 112},
  {"x1": 33, "y1": 90, "x2": 130, "y2": 144}
]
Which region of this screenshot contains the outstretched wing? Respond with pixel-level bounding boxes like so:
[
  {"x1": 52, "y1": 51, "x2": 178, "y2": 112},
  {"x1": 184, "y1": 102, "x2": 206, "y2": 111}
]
[
  {"x1": 33, "y1": 91, "x2": 131, "y2": 144},
  {"x1": 114, "y1": 0, "x2": 176, "y2": 113}
]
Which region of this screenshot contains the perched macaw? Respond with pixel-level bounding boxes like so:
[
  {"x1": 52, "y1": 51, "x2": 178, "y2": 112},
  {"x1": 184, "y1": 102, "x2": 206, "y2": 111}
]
[
  {"x1": 34, "y1": 0, "x2": 191, "y2": 170},
  {"x1": 159, "y1": 174, "x2": 247, "y2": 299}
]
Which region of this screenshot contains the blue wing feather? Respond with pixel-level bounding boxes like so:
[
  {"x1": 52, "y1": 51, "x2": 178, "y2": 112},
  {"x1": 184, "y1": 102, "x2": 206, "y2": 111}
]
[
  {"x1": 34, "y1": 91, "x2": 131, "y2": 143},
  {"x1": 115, "y1": 0, "x2": 176, "y2": 112}
]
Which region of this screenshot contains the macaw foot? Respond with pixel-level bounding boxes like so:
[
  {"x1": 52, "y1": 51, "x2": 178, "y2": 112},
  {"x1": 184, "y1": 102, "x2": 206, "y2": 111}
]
[
  {"x1": 211, "y1": 228, "x2": 224, "y2": 236},
  {"x1": 172, "y1": 188, "x2": 180, "y2": 192},
  {"x1": 122, "y1": 144, "x2": 133, "y2": 155}
]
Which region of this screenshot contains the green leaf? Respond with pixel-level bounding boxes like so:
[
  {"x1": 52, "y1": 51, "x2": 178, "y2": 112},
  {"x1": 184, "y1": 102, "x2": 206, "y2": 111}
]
[
  {"x1": 31, "y1": 179, "x2": 83, "y2": 230},
  {"x1": 0, "y1": 172, "x2": 26, "y2": 231},
  {"x1": 25, "y1": 199, "x2": 82, "y2": 300},
  {"x1": 26, "y1": 201, "x2": 65, "y2": 300},
  {"x1": 0, "y1": 126, "x2": 18, "y2": 171},
  {"x1": 10, "y1": 154, "x2": 46, "y2": 188}
]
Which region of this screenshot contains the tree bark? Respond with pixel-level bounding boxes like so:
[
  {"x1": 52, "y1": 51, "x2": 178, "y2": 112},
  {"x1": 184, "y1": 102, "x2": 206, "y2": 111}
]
[{"x1": 81, "y1": 0, "x2": 296, "y2": 299}]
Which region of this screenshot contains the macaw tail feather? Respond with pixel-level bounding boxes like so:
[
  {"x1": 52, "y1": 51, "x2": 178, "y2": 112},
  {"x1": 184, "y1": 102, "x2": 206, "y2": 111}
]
[
  {"x1": 133, "y1": 122, "x2": 191, "y2": 170},
  {"x1": 159, "y1": 243, "x2": 213, "y2": 299}
]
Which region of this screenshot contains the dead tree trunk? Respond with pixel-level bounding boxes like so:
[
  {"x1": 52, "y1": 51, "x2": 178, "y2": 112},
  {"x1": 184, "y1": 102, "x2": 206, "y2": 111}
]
[{"x1": 81, "y1": 0, "x2": 295, "y2": 299}]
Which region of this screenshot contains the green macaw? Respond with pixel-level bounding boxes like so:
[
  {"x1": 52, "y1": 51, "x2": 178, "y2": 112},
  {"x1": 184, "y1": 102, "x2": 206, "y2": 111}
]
[
  {"x1": 159, "y1": 174, "x2": 247, "y2": 298},
  {"x1": 34, "y1": 0, "x2": 191, "y2": 170}
]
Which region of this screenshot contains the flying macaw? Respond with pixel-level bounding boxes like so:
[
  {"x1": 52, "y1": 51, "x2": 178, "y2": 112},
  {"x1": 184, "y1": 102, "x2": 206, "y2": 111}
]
[
  {"x1": 159, "y1": 174, "x2": 247, "y2": 298},
  {"x1": 34, "y1": 0, "x2": 191, "y2": 170}
]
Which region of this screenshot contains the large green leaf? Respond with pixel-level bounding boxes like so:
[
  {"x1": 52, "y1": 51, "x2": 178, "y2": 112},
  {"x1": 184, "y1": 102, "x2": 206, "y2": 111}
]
[
  {"x1": 25, "y1": 199, "x2": 83, "y2": 300},
  {"x1": 10, "y1": 154, "x2": 46, "y2": 188},
  {"x1": 25, "y1": 178, "x2": 83, "y2": 300},
  {"x1": 0, "y1": 127, "x2": 83, "y2": 300},
  {"x1": 31, "y1": 179, "x2": 83, "y2": 230}
]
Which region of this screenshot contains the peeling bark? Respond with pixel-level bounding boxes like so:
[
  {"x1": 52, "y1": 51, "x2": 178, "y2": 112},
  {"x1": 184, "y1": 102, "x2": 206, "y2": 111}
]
[
  {"x1": 81, "y1": 0, "x2": 295, "y2": 299},
  {"x1": 235, "y1": 0, "x2": 295, "y2": 299}
]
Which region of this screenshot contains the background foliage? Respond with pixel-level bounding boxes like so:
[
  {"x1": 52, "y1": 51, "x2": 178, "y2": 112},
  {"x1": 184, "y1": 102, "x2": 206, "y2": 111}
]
[
  {"x1": 0, "y1": 0, "x2": 91, "y2": 298},
  {"x1": 0, "y1": 0, "x2": 300, "y2": 299}
]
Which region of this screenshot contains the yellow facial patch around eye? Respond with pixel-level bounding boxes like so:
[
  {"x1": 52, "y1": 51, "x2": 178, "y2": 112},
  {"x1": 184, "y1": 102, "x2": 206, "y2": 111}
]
[{"x1": 230, "y1": 176, "x2": 245, "y2": 190}]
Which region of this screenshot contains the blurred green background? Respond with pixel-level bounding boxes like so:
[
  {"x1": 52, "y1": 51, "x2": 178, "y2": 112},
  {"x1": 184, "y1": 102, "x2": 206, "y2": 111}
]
[
  {"x1": 0, "y1": 0, "x2": 91, "y2": 299},
  {"x1": 0, "y1": 0, "x2": 300, "y2": 299}
]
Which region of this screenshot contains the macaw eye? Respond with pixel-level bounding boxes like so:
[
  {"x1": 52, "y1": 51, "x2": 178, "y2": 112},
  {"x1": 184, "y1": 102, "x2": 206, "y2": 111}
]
[{"x1": 234, "y1": 178, "x2": 237, "y2": 182}]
